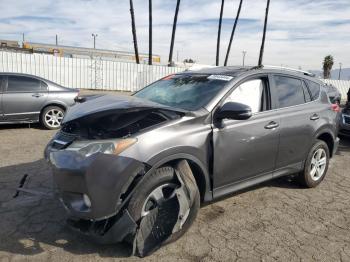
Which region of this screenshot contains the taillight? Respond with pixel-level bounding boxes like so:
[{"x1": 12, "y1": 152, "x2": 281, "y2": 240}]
[{"x1": 331, "y1": 103, "x2": 340, "y2": 112}]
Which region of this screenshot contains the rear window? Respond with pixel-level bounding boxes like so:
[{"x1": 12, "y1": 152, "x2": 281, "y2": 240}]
[
  {"x1": 306, "y1": 80, "x2": 320, "y2": 100},
  {"x1": 274, "y1": 75, "x2": 306, "y2": 108},
  {"x1": 134, "y1": 74, "x2": 232, "y2": 111},
  {"x1": 7, "y1": 76, "x2": 43, "y2": 92}
]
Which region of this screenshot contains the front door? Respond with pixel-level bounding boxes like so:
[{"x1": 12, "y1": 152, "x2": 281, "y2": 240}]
[
  {"x1": 212, "y1": 76, "x2": 280, "y2": 197},
  {"x1": 2, "y1": 75, "x2": 48, "y2": 121}
]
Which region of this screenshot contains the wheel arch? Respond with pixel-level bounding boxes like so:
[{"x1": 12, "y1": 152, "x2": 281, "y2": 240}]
[
  {"x1": 146, "y1": 153, "x2": 212, "y2": 203},
  {"x1": 315, "y1": 130, "x2": 335, "y2": 157}
]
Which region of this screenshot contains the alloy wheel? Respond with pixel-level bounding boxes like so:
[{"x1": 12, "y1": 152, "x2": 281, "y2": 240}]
[
  {"x1": 44, "y1": 109, "x2": 64, "y2": 128},
  {"x1": 310, "y1": 148, "x2": 327, "y2": 181}
]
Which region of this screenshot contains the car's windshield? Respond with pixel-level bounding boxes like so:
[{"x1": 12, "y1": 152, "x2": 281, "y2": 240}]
[{"x1": 134, "y1": 74, "x2": 233, "y2": 111}]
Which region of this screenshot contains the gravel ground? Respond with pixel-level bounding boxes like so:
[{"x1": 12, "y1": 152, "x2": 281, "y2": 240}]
[{"x1": 1, "y1": 115, "x2": 350, "y2": 261}]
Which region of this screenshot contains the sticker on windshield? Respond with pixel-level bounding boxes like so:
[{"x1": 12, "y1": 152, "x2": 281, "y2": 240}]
[{"x1": 207, "y1": 75, "x2": 233, "y2": 81}]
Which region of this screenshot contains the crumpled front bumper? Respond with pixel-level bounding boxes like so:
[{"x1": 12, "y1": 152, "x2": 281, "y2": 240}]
[{"x1": 48, "y1": 149, "x2": 145, "y2": 221}]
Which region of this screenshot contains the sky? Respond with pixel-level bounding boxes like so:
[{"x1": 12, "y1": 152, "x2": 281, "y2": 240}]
[{"x1": 0, "y1": 0, "x2": 349, "y2": 70}]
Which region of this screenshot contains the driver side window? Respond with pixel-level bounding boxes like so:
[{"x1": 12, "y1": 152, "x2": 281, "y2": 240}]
[{"x1": 225, "y1": 79, "x2": 266, "y2": 114}]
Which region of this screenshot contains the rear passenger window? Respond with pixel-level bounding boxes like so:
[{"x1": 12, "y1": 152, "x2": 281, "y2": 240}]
[
  {"x1": 306, "y1": 80, "x2": 320, "y2": 100},
  {"x1": 274, "y1": 76, "x2": 305, "y2": 108},
  {"x1": 7, "y1": 76, "x2": 42, "y2": 92}
]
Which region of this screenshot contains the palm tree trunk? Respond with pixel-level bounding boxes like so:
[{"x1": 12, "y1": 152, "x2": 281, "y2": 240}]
[
  {"x1": 129, "y1": 0, "x2": 140, "y2": 64},
  {"x1": 168, "y1": 0, "x2": 181, "y2": 66},
  {"x1": 216, "y1": 0, "x2": 225, "y2": 66},
  {"x1": 149, "y1": 0, "x2": 153, "y2": 65},
  {"x1": 224, "y1": 0, "x2": 243, "y2": 66},
  {"x1": 258, "y1": 0, "x2": 270, "y2": 67}
]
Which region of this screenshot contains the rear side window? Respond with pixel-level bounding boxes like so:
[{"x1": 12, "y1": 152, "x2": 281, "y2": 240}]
[
  {"x1": 274, "y1": 76, "x2": 306, "y2": 108},
  {"x1": 306, "y1": 80, "x2": 320, "y2": 100},
  {"x1": 7, "y1": 76, "x2": 42, "y2": 92}
]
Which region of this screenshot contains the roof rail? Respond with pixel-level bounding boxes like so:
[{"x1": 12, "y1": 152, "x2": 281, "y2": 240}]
[{"x1": 262, "y1": 65, "x2": 315, "y2": 77}]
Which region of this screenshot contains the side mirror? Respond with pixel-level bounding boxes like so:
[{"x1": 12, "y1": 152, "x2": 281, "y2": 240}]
[{"x1": 216, "y1": 102, "x2": 252, "y2": 120}]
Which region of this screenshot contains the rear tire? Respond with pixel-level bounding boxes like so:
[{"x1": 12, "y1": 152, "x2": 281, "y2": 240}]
[
  {"x1": 298, "y1": 140, "x2": 330, "y2": 188},
  {"x1": 41, "y1": 106, "x2": 65, "y2": 130}
]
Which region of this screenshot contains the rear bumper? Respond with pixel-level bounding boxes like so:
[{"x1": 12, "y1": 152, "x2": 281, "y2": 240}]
[{"x1": 48, "y1": 149, "x2": 145, "y2": 221}]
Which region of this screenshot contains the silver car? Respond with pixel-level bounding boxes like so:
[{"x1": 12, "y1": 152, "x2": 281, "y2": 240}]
[{"x1": 0, "y1": 73, "x2": 78, "y2": 129}]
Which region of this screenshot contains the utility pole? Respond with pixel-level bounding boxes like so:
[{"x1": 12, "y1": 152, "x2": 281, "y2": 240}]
[
  {"x1": 338, "y1": 62, "x2": 342, "y2": 80},
  {"x1": 242, "y1": 50, "x2": 247, "y2": 66},
  {"x1": 91, "y1": 33, "x2": 98, "y2": 49},
  {"x1": 216, "y1": 0, "x2": 225, "y2": 66},
  {"x1": 129, "y1": 0, "x2": 140, "y2": 64},
  {"x1": 168, "y1": 0, "x2": 181, "y2": 66},
  {"x1": 148, "y1": 0, "x2": 153, "y2": 65},
  {"x1": 22, "y1": 33, "x2": 25, "y2": 47},
  {"x1": 258, "y1": 0, "x2": 271, "y2": 67},
  {"x1": 55, "y1": 34, "x2": 58, "y2": 46},
  {"x1": 224, "y1": 0, "x2": 243, "y2": 66}
]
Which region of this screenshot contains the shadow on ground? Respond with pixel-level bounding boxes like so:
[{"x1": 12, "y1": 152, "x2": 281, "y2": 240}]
[{"x1": 0, "y1": 159, "x2": 132, "y2": 258}]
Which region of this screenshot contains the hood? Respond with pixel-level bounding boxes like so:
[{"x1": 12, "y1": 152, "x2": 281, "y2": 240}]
[{"x1": 63, "y1": 94, "x2": 186, "y2": 124}]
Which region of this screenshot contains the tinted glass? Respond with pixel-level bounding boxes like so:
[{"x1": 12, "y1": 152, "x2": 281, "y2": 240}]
[
  {"x1": 306, "y1": 80, "x2": 320, "y2": 100},
  {"x1": 134, "y1": 74, "x2": 232, "y2": 110},
  {"x1": 225, "y1": 79, "x2": 264, "y2": 113},
  {"x1": 7, "y1": 76, "x2": 41, "y2": 92},
  {"x1": 0, "y1": 76, "x2": 3, "y2": 92},
  {"x1": 274, "y1": 76, "x2": 305, "y2": 108}
]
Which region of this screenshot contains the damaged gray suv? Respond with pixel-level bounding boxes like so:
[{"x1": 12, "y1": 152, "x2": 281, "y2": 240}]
[{"x1": 45, "y1": 66, "x2": 339, "y2": 257}]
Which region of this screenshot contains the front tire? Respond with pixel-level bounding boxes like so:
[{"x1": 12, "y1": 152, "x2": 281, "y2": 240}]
[
  {"x1": 41, "y1": 106, "x2": 65, "y2": 130},
  {"x1": 298, "y1": 140, "x2": 330, "y2": 188},
  {"x1": 127, "y1": 165, "x2": 200, "y2": 254}
]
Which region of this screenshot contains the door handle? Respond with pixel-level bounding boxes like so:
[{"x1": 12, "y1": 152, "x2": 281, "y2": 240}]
[
  {"x1": 265, "y1": 121, "x2": 279, "y2": 129},
  {"x1": 32, "y1": 93, "x2": 43, "y2": 98},
  {"x1": 310, "y1": 114, "x2": 319, "y2": 121}
]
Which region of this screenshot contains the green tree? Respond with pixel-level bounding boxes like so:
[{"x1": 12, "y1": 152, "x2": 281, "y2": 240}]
[{"x1": 323, "y1": 55, "x2": 334, "y2": 79}]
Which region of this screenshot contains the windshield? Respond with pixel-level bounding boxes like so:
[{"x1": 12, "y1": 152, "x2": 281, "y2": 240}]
[{"x1": 133, "y1": 74, "x2": 232, "y2": 111}]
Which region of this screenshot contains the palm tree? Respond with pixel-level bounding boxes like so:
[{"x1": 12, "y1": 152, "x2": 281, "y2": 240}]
[
  {"x1": 149, "y1": 0, "x2": 153, "y2": 65},
  {"x1": 258, "y1": 0, "x2": 270, "y2": 67},
  {"x1": 224, "y1": 0, "x2": 243, "y2": 66},
  {"x1": 323, "y1": 55, "x2": 334, "y2": 79},
  {"x1": 129, "y1": 0, "x2": 140, "y2": 64},
  {"x1": 168, "y1": 0, "x2": 181, "y2": 66},
  {"x1": 216, "y1": 0, "x2": 225, "y2": 66}
]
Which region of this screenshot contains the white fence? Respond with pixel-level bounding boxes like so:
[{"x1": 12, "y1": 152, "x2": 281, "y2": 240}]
[
  {"x1": 322, "y1": 79, "x2": 349, "y2": 102},
  {"x1": 1, "y1": 51, "x2": 349, "y2": 99},
  {"x1": 0, "y1": 51, "x2": 184, "y2": 92}
]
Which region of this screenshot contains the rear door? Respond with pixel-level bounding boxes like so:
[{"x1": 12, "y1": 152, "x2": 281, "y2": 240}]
[
  {"x1": 212, "y1": 75, "x2": 280, "y2": 197},
  {"x1": 271, "y1": 74, "x2": 318, "y2": 177},
  {"x1": 2, "y1": 75, "x2": 48, "y2": 121}
]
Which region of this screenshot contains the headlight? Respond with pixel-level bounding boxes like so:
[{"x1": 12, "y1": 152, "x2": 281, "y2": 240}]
[{"x1": 67, "y1": 138, "x2": 137, "y2": 157}]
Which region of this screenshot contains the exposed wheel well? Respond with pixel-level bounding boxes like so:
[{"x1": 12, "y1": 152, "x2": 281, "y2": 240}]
[
  {"x1": 163, "y1": 159, "x2": 207, "y2": 202},
  {"x1": 317, "y1": 133, "x2": 334, "y2": 157}
]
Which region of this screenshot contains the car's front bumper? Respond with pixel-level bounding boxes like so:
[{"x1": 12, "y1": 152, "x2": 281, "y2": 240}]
[{"x1": 47, "y1": 149, "x2": 145, "y2": 221}]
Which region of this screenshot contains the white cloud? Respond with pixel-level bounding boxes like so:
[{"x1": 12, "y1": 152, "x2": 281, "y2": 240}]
[{"x1": 0, "y1": 0, "x2": 349, "y2": 70}]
